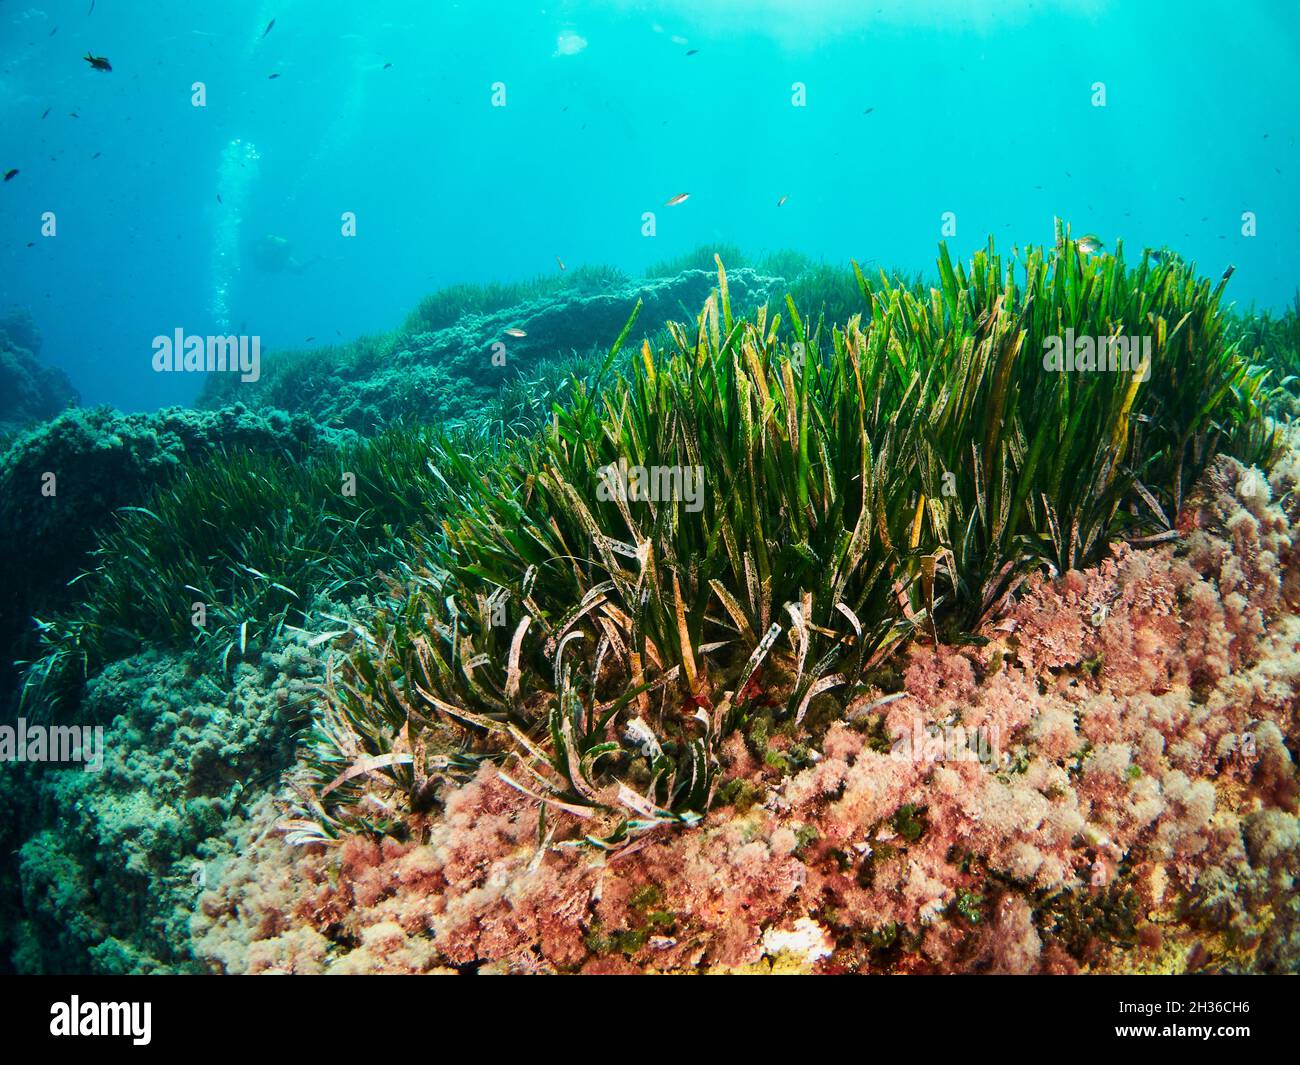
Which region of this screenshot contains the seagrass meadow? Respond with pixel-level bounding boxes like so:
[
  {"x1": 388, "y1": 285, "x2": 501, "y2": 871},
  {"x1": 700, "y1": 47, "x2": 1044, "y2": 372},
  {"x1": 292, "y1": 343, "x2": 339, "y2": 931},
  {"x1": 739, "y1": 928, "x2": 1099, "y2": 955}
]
[
  {"x1": 3, "y1": 226, "x2": 1300, "y2": 974},
  {"x1": 280, "y1": 227, "x2": 1287, "y2": 847}
]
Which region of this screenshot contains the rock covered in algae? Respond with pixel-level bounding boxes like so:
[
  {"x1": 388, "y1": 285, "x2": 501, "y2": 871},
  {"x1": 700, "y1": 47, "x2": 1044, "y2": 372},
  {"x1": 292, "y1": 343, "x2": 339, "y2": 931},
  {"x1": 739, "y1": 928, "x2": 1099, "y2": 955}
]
[
  {"x1": 197, "y1": 267, "x2": 784, "y2": 431},
  {"x1": 0, "y1": 308, "x2": 78, "y2": 441},
  {"x1": 183, "y1": 448, "x2": 1300, "y2": 974}
]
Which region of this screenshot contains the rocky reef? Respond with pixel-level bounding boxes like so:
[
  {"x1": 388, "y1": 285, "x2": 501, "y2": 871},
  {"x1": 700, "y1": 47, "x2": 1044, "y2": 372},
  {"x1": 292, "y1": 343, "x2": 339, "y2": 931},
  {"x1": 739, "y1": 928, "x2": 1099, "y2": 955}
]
[
  {"x1": 183, "y1": 447, "x2": 1300, "y2": 973},
  {"x1": 197, "y1": 266, "x2": 785, "y2": 431},
  {"x1": 0, "y1": 308, "x2": 77, "y2": 443},
  {"x1": 2, "y1": 241, "x2": 1297, "y2": 976},
  {"x1": 1, "y1": 641, "x2": 323, "y2": 972}
]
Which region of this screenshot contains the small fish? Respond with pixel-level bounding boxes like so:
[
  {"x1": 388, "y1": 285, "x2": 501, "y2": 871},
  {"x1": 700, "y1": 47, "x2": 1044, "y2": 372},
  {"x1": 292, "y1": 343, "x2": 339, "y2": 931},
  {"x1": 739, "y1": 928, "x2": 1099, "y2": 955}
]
[
  {"x1": 3, "y1": 169, "x2": 18, "y2": 182},
  {"x1": 383, "y1": 62, "x2": 392, "y2": 70},
  {"x1": 262, "y1": 19, "x2": 276, "y2": 39},
  {"x1": 776, "y1": 195, "x2": 788, "y2": 207},
  {"x1": 862, "y1": 107, "x2": 874, "y2": 114},
  {"x1": 92, "y1": 151, "x2": 100, "y2": 159},
  {"x1": 88, "y1": 0, "x2": 95, "y2": 13},
  {"x1": 664, "y1": 192, "x2": 689, "y2": 206},
  {"x1": 41, "y1": 107, "x2": 51, "y2": 120},
  {"x1": 1076, "y1": 233, "x2": 1103, "y2": 255},
  {"x1": 685, "y1": 49, "x2": 699, "y2": 56},
  {"x1": 304, "y1": 336, "x2": 315, "y2": 342},
  {"x1": 216, "y1": 193, "x2": 223, "y2": 204},
  {"x1": 84, "y1": 53, "x2": 112, "y2": 72},
  {"x1": 555, "y1": 255, "x2": 566, "y2": 271},
  {"x1": 504, "y1": 328, "x2": 527, "y2": 338},
  {"x1": 69, "y1": 112, "x2": 79, "y2": 118},
  {"x1": 268, "y1": 73, "x2": 280, "y2": 79}
]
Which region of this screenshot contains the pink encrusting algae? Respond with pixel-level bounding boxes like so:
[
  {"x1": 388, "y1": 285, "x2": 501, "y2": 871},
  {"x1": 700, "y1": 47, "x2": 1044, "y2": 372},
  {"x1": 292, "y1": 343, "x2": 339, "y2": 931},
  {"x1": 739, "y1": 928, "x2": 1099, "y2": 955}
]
[{"x1": 190, "y1": 448, "x2": 1300, "y2": 974}]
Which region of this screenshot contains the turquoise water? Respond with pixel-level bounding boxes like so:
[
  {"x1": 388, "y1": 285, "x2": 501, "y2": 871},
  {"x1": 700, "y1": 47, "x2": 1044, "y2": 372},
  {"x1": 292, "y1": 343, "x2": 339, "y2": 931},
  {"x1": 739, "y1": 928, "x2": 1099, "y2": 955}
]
[{"x1": 2, "y1": 0, "x2": 1297, "y2": 409}]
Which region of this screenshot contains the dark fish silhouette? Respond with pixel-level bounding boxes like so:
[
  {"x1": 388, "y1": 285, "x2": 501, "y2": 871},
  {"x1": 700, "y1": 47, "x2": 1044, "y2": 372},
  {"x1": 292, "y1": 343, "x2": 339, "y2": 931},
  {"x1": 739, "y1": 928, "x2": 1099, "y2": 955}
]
[
  {"x1": 262, "y1": 19, "x2": 276, "y2": 39},
  {"x1": 84, "y1": 53, "x2": 112, "y2": 72},
  {"x1": 685, "y1": 49, "x2": 699, "y2": 56},
  {"x1": 268, "y1": 73, "x2": 280, "y2": 79},
  {"x1": 3, "y1": 169, "x2": 18, "y2": 182},
  {"x1": 41, "y1": 107, "x2": 50, "y2": 119}
]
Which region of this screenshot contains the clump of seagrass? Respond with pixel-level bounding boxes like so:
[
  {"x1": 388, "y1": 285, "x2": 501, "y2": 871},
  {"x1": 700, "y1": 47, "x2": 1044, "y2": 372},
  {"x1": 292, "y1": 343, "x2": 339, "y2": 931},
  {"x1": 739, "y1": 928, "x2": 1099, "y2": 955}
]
[
  {"x1": 1231, "y1": 288, "x2": 1300, "y2": 415},
  {"x1": 288, "y1": 227, "x2": 1279, "y2": 851},
  {"x1": 22, "y1": 424, "x2": 494, "y2": 716}
]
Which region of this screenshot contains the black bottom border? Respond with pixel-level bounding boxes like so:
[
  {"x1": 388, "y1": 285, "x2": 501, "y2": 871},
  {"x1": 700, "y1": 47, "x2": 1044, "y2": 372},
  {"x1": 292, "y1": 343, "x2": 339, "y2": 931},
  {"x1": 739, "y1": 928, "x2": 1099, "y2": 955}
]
[{"x1": 0, "y1": 973, "x2": 1289, "y2": 1051}]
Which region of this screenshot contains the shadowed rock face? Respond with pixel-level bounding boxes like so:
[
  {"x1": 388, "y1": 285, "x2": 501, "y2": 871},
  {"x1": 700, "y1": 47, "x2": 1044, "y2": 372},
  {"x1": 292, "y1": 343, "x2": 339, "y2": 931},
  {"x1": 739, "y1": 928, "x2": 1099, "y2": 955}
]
[
  {"x1": 0, "y1": 309, "x2": 78, "y2": 439},
  {"x1": 199, "y1": 266, "x2": 785, "y2": 430}
]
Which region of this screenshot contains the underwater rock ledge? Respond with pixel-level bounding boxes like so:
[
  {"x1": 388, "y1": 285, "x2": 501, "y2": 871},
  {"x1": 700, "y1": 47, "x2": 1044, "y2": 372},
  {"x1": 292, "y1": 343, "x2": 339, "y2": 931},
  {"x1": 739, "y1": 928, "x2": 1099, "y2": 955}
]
[
  {"x1": 197, "y1": 266, "x2": 785, "y2": 431},
  {"x1": 0, "y1": 308, "x2": 78, "y2": 443},
  {"x1": 184, "y1": 444, "x2": 1300, "y2": 975}
]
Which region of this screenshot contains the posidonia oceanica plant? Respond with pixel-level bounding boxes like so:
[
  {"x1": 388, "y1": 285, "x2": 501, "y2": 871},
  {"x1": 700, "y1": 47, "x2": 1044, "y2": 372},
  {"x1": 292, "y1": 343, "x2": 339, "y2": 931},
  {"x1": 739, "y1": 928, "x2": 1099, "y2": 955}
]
[{"x1": 288, "y1": 229, "x2": 1279, "y2": 849}]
